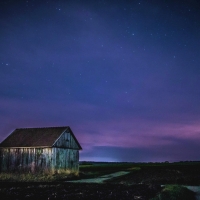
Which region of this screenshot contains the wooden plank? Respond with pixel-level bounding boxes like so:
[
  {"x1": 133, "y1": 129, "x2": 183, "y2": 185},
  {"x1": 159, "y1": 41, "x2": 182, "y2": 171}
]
[
  {"x1": 54, "y1": 132, "x2": 79, "y2": 149},
  {"x1": 0, "y1": 147, "x2": 79, "y2": 174}
]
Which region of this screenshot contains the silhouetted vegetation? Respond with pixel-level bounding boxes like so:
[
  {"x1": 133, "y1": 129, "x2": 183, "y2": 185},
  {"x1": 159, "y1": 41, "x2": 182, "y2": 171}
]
[{"x1": 151, "y1": 185, "x2": 195, "y2": 200}]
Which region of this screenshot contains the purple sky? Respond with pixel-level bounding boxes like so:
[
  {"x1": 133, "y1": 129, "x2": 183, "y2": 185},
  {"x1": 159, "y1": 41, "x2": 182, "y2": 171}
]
[{"x1": 1, "y1": 0, "x2": 200, "y2": 162}]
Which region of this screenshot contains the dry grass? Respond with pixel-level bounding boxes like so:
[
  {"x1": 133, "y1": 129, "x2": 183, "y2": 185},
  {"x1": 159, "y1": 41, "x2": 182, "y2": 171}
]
[
  {"x1": 0, "y1": 170, "x2": 79, "y2": 182},
  {"x1": 127, "y1": 167, "x2": 141, "y2": 171}
]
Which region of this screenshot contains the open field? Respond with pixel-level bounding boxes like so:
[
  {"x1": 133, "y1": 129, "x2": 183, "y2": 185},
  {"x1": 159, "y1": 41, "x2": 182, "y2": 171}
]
[
  {"x1": 0, "y1": 161, "x2": 200, "y2": 199},
  {"x1": 78, "y1": 161, "x2": 200, "y2": 185}
]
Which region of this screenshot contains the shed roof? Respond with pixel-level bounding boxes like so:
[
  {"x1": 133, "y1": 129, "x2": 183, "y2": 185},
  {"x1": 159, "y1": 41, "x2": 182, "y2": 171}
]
[{"x1": 0, "y1": 126, "x2": 82, "y2": 149}]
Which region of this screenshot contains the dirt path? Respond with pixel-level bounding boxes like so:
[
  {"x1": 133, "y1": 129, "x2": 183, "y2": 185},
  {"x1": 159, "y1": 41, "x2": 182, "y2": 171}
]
[
  {"x1": 67, "y1": 171, "x2": 130, "y2": 183},
  {"x1": 185, "y1": 186, "x2": 200, "y2": 200}
]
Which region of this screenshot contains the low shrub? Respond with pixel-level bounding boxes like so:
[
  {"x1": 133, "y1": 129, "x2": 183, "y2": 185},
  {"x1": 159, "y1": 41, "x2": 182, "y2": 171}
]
[{"x1": 151, "y1": 185, "x2": 196, "y2": 200}]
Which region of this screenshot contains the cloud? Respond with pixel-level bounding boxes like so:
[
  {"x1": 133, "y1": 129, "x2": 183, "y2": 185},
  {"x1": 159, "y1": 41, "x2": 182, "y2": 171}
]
[
  {"x1": 75, "y1": 116, "x2": 200, "y2": 153},
  {"x1": 80, "y1": 138, "x2": 200, "y2": 162}
]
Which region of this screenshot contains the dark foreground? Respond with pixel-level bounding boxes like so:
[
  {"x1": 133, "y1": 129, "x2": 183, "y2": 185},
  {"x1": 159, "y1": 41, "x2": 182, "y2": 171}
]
[
  {"x1": 1, "y1": 162, "x2": 200, "y2": 199},
  {"x1": 0, "y1": 182, "x2": 160, "y2": 200}
]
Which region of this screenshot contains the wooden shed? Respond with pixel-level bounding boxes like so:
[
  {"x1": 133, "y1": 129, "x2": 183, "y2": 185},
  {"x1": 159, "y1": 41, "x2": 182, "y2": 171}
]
[{"x1": 0, "y1": 126, "x2": 82, "y2": 174}]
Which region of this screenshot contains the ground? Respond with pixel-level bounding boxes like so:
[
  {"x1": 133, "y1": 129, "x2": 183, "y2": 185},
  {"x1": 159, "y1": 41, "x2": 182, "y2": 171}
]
[
  {"x1": 0, "y1": 183, "x2": 159, "y2": 200},
  {"x1": 0, "y1": 162, "x2": 200, "y2": 199}
]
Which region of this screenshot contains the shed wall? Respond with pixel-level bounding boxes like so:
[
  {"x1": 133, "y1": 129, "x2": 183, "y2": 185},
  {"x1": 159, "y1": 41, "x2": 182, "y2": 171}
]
[
  {"x1": 0, "y1": 147, "x2": 79, "y2": 173},
  {"x1": 54, "y1": 131, "x2": 79, "y2": 149}
]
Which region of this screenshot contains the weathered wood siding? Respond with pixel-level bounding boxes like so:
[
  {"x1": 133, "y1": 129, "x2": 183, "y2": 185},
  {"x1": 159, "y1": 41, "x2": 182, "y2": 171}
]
[
  {"x1": 53, "y1": 148, "x2": 79, "y2": 173},
  {"x1": 0, "y1": 147, "x2": 79, "y2": 173},
  {"x1": 54, "y1": 131, "x2": 79, "y2": 149}
]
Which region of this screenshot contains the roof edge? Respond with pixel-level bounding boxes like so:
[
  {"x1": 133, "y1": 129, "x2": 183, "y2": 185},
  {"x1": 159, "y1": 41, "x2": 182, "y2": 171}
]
[
  {"x1": 15, "y1": 126, "x2": 70, "y2": 130},
  {"x1": 0, "y1": 146, "x2": 52, "y2": 148}
]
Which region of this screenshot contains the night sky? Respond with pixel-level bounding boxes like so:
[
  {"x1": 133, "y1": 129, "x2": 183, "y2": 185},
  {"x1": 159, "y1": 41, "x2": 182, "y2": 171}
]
[{"x1": 1, "y1": 0, "x2": 200, "y2": 162}]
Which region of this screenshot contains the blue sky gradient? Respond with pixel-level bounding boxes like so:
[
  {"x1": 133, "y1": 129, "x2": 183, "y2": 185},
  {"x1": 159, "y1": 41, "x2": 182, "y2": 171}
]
[{"x1": 1, "y1": 0, "x2": 200, "y2": 162}]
